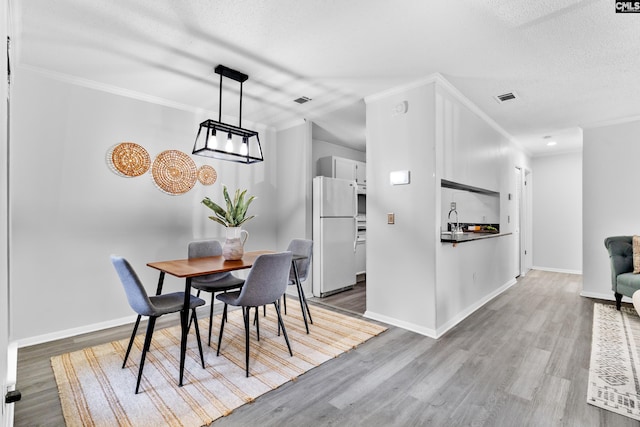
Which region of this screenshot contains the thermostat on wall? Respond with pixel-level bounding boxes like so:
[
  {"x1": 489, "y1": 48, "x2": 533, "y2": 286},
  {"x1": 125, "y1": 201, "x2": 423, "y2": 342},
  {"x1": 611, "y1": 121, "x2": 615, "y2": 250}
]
[{"x1": 390, "y1": 170, "x2": 410, "y2": 185}]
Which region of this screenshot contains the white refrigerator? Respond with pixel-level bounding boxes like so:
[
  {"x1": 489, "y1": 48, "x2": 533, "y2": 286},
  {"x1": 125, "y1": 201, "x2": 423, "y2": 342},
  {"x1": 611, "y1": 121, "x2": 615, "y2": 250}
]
[{"x1": 312, "y1": 176, "x2": 357, "y2": 297}]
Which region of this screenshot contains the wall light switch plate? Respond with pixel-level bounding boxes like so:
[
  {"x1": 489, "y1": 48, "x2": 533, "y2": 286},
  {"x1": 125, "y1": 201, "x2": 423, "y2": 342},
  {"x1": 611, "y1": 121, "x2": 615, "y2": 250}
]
[
  {"x1": 387, "y1": 213, "x2": 395, "y2": 224},
  {"x1": 390, "y1": 170, "x2": 410, "y2": 185}
]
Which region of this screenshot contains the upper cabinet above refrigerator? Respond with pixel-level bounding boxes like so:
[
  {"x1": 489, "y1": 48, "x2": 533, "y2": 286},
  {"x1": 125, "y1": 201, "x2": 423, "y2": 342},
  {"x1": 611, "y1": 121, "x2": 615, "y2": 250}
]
[{"x1": 318, "y1": 156, "x2": 366, "y2": 193}]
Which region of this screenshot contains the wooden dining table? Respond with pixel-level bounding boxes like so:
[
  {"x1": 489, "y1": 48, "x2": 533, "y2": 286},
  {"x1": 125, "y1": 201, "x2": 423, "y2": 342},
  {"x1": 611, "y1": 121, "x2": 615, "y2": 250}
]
[{"x1": 146, "y1": 249, "x2": 310, "y2": 387}]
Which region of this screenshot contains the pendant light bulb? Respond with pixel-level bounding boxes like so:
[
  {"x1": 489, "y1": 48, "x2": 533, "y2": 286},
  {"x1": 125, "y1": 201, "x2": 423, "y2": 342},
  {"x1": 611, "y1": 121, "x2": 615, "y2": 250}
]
[
  {"x1": 210, "y1": 129, "x2": 217, "y2": 149},
  {"x1": 240, "y1": 137, "x2": 249, "y2": 156},
  {"x1": 225, "y1": 133, "x2": 234, "y2": 152}
]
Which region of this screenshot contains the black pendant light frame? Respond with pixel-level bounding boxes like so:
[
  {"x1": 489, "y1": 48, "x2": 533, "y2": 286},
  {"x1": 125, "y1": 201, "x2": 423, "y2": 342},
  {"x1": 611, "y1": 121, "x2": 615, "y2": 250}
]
[{"x1": 192, "y1": 65, "x2": 264, "y2": 164}]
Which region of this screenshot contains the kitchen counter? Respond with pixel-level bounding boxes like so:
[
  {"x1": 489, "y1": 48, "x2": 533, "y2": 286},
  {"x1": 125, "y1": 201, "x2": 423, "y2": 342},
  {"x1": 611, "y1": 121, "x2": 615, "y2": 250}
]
[{"x1": 440, "y1": 231, "x2": 512, "y2": 243}]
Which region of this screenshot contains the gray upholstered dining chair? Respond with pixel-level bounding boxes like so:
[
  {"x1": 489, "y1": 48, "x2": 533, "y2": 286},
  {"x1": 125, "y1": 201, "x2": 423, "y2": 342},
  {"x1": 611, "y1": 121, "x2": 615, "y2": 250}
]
[
  {"x1": 283, "y1": 239, "x2": 314, "y2": 328},
  {"x1": 188, "y1": 240, "x2": 245, "y2": 345},
  {"x1": 216, "y1": 251, "x2": 293, "y2": 377},
  {"x1": 111, "y1": 255, "x2": 206, "y2": 394}
]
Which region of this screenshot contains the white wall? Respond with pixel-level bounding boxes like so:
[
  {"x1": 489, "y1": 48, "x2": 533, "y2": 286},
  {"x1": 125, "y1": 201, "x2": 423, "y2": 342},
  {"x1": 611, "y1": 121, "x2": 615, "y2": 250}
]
[
  {"x1": 312, "y1": 138, "x2": 365, "y2": 177},
  {"x1": 433, "y1": 83, "x2": 520, "y2": 334},
  {"x1": 276, "y1": 121, "x2": 313, "y2": 247},
  {"x1": 365, "y1": 81, "x2": 438, "y2": 335},
  {"x1": 532, "y1": 151, "x2": 582, "y2": 273},
  {"x1": 10, "y1": 68, "x2": 278, "y2": 343},
  {"x1": 275, "y1": 121, "x2": 313, "y2": 295},
  {"x1": 364, "y1": 76, "x2": 528, "y2": 337},
  {"x1": 583, "y1": 119, "x2": 640, "y2": 301}
]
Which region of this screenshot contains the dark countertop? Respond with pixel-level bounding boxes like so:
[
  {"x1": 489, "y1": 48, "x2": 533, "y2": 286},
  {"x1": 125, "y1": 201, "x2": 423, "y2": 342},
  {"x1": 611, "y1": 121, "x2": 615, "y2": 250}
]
[{"x1": 440, "y1": 231, "x2": 512, "y2": 243}]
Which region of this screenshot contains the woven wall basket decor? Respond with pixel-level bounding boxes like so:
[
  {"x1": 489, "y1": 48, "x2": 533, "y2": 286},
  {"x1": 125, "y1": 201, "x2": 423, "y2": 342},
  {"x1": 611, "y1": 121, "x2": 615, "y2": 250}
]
[
  {"x1": 151, "y1": 150, "x2": 197, "y2": 195},
  {"x1": 197, "y1": 165, "x2": 218, "y2": 185},
  {"x1": 108, "y1": 142, "x2": 150, "y2": 177}
]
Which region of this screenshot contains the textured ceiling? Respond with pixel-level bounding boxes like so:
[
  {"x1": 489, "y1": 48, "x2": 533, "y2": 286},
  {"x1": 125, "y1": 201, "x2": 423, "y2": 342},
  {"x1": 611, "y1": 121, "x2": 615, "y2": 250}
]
[{"x1": 13, "y1": 0, "x2": 640, "y2": 155}]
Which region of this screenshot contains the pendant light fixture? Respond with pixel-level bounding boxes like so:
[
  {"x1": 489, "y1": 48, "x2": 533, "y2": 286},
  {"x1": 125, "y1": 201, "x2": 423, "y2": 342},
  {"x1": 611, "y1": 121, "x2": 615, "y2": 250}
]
[{"x1": 192, "y1": 65, "x2": 263, "y2": 164}]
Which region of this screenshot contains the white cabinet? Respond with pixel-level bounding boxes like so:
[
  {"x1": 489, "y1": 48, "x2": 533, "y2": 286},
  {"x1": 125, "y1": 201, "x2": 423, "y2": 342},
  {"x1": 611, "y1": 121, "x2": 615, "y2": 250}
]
[
  {"x1": 334, "y1": 157, "x2": 357, "y2": 181},
  {"x1": 318, "y1": 156, "x2": 366, "y2": 188},
  {"x1": 355, "y1": 161, "x2": 366, "y2": 187}
]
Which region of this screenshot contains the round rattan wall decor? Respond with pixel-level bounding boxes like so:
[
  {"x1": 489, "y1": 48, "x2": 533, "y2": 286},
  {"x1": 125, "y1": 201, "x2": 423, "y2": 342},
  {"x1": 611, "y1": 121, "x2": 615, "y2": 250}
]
[
  {"x1": 151, "y1": 150, "x2": 197, "y2": 195},
  {"x1": 108, "y1": 142, "x2": 150, "y2": 177},
  {"x1": 197, "y1": 165, "x2": 218, "y2": 186}
]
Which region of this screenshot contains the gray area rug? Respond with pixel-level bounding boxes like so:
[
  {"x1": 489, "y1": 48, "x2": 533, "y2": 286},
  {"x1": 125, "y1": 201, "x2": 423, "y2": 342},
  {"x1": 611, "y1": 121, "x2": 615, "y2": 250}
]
[{"x1": 588, "y1": 303, "x2": 640, "y2": 420}]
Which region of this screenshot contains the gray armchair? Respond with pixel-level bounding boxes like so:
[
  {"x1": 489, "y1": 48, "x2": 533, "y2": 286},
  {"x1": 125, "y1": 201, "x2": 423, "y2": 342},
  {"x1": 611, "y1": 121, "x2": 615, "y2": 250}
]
[{"x1": 604, "y1": 236, "x2": 640, "y2": 310}]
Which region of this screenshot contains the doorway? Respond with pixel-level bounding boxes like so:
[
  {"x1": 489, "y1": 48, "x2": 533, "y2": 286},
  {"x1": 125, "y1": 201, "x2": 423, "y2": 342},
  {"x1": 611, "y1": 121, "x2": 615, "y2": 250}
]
[{"x1": 514, "y1": 166, "x2": 531, "y2": 277}]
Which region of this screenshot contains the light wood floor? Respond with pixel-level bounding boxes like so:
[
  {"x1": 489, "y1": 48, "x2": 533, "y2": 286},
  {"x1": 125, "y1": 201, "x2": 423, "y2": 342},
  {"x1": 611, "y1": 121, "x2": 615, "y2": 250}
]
[{"x1": 14, "y1": 270, "x2": 640, "y2": 426}]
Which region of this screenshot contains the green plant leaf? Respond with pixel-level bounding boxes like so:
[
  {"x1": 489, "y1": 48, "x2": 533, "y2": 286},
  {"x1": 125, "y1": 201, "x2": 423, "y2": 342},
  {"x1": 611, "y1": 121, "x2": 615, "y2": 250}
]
[
  {"x1": 207, "y1": 216, "x2": 228, "y2": 227},
  {"x1": 237, "y1": 215, "x2": 255, "y2": 226},
  {"x1": 234, "y1": 189, "x2": 247, "y2": 223},
  {"x1": 202, "y1": 186, "x2": 256, "y2": 228}
]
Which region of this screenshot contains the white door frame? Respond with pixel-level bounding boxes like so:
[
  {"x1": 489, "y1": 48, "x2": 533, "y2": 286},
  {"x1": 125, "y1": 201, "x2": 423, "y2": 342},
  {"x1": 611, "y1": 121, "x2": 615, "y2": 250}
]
[
  {"x1": 514, "y1": 167, "x2": 522, "y2": 277},
  {"x1": 2, "y1": 1, "x2": 16, "y2": 424},
  {"x1": 515, "y1": 166, "x2": 532, "y2": 277}
]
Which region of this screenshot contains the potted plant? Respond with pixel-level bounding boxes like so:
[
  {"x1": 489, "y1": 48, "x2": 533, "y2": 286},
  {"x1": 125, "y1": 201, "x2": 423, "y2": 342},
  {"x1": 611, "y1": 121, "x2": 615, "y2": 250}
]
[{"x1": 202, "y1": 185, "x2": 256, "y2": 260}]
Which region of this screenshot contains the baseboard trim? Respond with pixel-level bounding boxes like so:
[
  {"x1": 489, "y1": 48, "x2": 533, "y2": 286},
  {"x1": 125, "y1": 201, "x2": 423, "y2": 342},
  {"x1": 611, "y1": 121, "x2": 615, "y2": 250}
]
[
  {"x1": 363, "y1": 311, "x2": 437, "y2": 339},
  {"x1": 364, "y1": 277, "x2": 518, "y2": 340},
  {"x1": 14, "y1": 305, "x2": 215, "y2": 348},
  {"x1": 532, "y1": 266, "x2": 582, "y2": 275},
  {"x1": 15, "y1": 313, "x2": 140, "y2": 348},
  {"x1": 434, "y1": 277, "x2": 518, "y2": 338},
  {"x1": 580, "y1": 290, "x2": 623, "y2": 302}
]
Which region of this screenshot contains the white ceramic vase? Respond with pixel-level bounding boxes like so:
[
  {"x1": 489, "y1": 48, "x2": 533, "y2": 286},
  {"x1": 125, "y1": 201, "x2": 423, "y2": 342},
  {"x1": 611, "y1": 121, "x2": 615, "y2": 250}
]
[{"x1": 223, "y1": 227, "x2": 249, "y2": 260}]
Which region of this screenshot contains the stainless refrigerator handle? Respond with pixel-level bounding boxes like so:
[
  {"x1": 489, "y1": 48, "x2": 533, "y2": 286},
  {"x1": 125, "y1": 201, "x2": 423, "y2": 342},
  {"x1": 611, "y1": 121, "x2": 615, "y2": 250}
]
[{"x1": 354, "y1": 216, "x2": 358, "y2": 252}]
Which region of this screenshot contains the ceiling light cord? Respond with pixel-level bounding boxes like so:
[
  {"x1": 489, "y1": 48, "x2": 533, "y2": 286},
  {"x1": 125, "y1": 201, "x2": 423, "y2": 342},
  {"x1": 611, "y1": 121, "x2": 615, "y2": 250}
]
[{"x1": 218, "y1": 72, "x2": 223, "y2": 123}]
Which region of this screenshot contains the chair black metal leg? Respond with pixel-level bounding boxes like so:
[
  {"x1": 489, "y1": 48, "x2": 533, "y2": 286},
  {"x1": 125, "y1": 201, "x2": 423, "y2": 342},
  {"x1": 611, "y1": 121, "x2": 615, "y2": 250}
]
[
  {"x1": 188, "y1": 289, "x2": 203, "y2": 331},
  {"x1": 207, "y1": 293, "x2": 215, "y2": 346},
  {"x1": 284, "y1": 293, "x2": 287, "y2": 315},
  {"x1": 300, "y1": 286, "x2": 313, "y2": 325},
  {"x1": 136, "y1": 316, "x2": 157, "y2": 394},
  {"x1": 243, "y1": 306, "x2": 251, "y2": 377},
  {"x1": 273, "y1": 302, "x2": 293, "y2": 356},
  {"x1": 292, "y1": 260, "x2": 312, "y2": 330},
  {"x1": 217, "y1": 304, "x2": 228, "y2": 356},
  {"x1": 276, "y1": 300, "x2": 281, "y2": 336},
  {"x1": 191, "y1": 309, "x2": 205, "y2": 368},
  {"x1": 123, "y1": 314, "x2": 142, "y2": 368},
  {"x1": 295, "y1": 280, "x2": 310, "y2": 334},
  {"x1": 255, "y1": 307, "x2": 260, "y2": 341}
]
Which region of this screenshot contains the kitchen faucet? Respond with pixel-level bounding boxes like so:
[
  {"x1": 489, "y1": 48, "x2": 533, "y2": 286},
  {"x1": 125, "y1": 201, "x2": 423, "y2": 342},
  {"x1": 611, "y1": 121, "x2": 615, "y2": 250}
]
[{"x1": 448, "y1": 208, "x2": 460, "y2": 234}]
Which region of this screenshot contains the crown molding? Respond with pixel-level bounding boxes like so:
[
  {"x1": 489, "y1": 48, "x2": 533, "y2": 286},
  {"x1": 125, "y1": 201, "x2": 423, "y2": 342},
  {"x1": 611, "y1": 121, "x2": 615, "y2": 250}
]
[
  {"x1": 364, "y1": 72, "x2": 530, "y2": 158},
  {"x1": 17, "y1": 64, "x2": 274, "y2": 131},
  {"x1": 581, "y1": 114, "x2": 640, "y2": 130}
]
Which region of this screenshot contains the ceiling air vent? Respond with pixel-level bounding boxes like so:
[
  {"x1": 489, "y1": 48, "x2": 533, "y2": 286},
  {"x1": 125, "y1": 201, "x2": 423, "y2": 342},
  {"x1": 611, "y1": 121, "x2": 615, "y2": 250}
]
[
  {"x1": 494, "y1": 92, "x2": 519, "y2": 104},
  {"x1": 293, "y1": 96, "x2": 312, "y2": 104}
]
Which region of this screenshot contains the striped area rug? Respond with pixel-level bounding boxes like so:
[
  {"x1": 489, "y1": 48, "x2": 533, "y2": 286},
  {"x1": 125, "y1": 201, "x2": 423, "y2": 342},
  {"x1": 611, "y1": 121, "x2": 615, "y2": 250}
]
[
  {"x1": 51, "y1": 305, "x2": 386, "y2": 427},
  {"x1": 587, "y1": 303, "x2": 640, "y2": 420}
]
